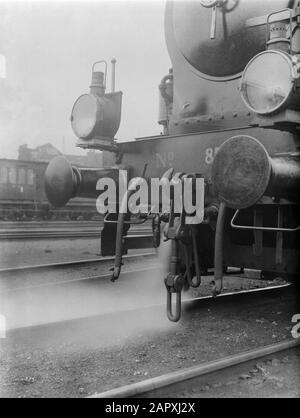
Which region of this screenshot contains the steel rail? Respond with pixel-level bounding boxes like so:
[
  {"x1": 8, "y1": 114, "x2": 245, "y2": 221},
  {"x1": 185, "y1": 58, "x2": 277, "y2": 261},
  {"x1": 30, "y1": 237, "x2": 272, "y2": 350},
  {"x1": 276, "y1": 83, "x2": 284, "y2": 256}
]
[
  {"x1": 0, "y1": 251, "x2": 156, "y2": 275},
  {"x1": 0, "y1": 229, "x2": 151, "y2": 240},
  {"x1": 89, "y1": 338, "x2": 300, "y2": 398},
  {"x1": 0, "y1": 221, "x2": 103, "y2": 228},
  {"x1": 1, "y1": 265, "x2": 161, "y2": 294},
  {"x1": 0, "y1": 230, "x2": 102, "y2": 239}
]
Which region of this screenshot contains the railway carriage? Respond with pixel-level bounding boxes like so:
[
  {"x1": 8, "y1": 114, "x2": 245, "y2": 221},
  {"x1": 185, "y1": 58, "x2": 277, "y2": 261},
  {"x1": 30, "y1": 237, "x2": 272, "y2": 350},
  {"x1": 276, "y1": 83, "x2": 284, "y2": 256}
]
[{"x1": 0, "y1": 158, "x2": 99, "y2": 220}]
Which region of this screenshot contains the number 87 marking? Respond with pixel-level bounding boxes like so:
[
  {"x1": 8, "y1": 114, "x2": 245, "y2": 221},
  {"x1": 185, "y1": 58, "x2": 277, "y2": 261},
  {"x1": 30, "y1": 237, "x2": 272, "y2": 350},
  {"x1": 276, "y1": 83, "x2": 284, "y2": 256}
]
[{"x1": 205, "y1": 147, "x2": 220, "y2": 164}]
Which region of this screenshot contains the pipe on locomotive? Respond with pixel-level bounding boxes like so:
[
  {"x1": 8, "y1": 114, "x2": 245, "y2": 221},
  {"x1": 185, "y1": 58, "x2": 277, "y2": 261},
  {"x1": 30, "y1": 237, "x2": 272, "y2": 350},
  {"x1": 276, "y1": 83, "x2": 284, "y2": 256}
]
[
  {"x1": 211, "y1": 135, "x2": 300, "y2": 209},
  {"x1": 44, "y1": 156, "x2": 120, "y2": 207}
]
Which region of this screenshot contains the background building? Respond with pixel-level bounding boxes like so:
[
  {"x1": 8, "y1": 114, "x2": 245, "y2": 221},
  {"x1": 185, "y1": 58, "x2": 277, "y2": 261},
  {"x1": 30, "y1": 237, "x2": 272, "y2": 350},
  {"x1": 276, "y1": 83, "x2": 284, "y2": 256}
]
[{"x1": 18, "y1": 143, "x2": 103, "y2": 168}]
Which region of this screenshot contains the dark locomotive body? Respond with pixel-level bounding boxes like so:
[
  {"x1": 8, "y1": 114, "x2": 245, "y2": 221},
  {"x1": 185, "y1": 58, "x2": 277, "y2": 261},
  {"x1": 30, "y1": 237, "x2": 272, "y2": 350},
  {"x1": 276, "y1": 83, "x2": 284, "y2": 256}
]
[
  {"x1": 119, "y1": 127, "x2": 299, "y2": 277},
  {"x1": 119, "y1": 0, "x2": 300, "y2": 278},
  {"x1": 44, "y1": 0, "x2": 300, "y2": 320}
]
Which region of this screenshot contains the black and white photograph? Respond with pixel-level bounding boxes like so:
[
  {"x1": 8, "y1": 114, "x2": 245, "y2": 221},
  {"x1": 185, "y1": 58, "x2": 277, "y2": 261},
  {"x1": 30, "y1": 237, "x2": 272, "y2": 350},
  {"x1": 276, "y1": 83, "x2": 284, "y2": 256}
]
[{"x1": 0, "y1": 0, "x2": 299, "y2": 401}]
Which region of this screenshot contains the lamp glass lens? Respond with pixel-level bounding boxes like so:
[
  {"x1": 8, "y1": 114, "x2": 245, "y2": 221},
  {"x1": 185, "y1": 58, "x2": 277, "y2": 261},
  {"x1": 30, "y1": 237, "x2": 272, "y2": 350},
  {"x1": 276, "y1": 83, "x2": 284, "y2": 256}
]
[
  {"x1": 72, "y1": 94, "x2": 97, "y2": 138},
  {"x1": 241, "y1": 52, "x2": 292, "y2": 114}
]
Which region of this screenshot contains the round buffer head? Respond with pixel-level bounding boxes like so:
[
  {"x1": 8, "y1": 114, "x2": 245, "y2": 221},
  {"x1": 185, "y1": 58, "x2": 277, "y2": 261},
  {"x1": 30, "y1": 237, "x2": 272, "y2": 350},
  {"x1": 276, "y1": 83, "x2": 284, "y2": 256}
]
[
  {"x1": 44, "y1": 156, "x2": 76, "y2": 207},
  {"x1": 211, "y1": 135, "x2": 272, "y2": 209}
]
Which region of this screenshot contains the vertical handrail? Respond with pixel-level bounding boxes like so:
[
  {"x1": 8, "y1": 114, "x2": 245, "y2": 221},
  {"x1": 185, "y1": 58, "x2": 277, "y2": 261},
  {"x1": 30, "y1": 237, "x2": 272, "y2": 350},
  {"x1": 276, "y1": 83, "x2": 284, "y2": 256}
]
[
  {"x1": 212, "y1": 202, "x2": 226, "y2": 297},
  {"x1": 92, "y1": 60, "x2": 108, "y2": 88}
]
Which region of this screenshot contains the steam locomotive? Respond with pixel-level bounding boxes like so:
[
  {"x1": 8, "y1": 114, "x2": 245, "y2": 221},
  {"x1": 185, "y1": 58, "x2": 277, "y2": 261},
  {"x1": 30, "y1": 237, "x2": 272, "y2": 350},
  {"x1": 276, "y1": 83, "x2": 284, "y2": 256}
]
[{"x1": 45, "y1": 0, "x2": 300, "y2": 321}]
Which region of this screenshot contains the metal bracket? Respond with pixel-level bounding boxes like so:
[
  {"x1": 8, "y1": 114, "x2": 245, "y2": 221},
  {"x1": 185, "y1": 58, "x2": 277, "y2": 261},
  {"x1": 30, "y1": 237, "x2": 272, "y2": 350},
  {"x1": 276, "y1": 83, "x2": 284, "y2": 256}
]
[
  {"x1": 231, "y1": 209, "x2": 300, "y2": 232},
  {"x1": 92, "y1": 60, "x2": 107, "y2": 88},
  {"x1": 104, "y1": 212, "x2": 147, "y2": 225},
  {"x1": 152, "y1": 214, "x2": 161, "y2": 248}
]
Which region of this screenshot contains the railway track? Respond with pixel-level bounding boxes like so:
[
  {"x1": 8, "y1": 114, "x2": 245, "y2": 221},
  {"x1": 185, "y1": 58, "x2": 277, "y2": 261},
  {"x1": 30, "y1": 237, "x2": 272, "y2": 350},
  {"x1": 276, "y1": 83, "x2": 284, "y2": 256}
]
[
  {"x1": 0, "y1": 230, "x2": 101, "y2": 239},
  {"x1": 0, "y1": 226, "x2": 151, "y2": 240},
  {"x1": 3, "y1": 277, "x2": 293, "y2": 332},
  {"x1": 0, "y1": 251, "x2": 158, "y2": 294},
  {"x1": 0, "y1": 252, "x2": 161, "y2": 330},
  {"x1": 89, "y1": 339, "x2": 300, "y2": 398},
  {"x1": 2, "y1": 278, "x2": 297, "y2": 398},
  {"x1": 0, "y1": 220, "x2": 101, "y2": 239},
  {"x1": 1, "y1": 246, "x2": 296, "y2": 341},
  {"x1": 0, "y1": 221, "x2": 103, "y2": 229},
  {"x1": 0, "y1": 251, "x2": 156, "y2": 276},
  {"x1": 0, "y1": 242, "x2": 294, "y2": 332}
]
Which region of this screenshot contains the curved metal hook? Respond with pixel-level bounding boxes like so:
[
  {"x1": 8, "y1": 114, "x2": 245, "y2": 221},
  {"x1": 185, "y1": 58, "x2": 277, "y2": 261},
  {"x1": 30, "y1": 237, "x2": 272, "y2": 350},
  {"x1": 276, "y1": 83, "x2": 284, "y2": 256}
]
[
  {"x1": 92, "y1": 60, "x2": 108, "y2": 87},
  {"x1": 166, "y1": 290, "x2": 182, "y2": 322}
]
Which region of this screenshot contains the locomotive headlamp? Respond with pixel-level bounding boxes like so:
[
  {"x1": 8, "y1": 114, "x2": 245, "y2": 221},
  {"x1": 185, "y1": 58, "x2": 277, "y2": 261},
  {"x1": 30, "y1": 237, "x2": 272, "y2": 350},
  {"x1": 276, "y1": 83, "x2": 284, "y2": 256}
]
[
  {"x1": 71, "y1": 94, "x2": 99, "y2": 139},
  {"x1": 240, "y1": 50, "x2": 300, "y2": 115},
  {"x1": 70, "y1": 60, "x2": 122, "y2": 148}
]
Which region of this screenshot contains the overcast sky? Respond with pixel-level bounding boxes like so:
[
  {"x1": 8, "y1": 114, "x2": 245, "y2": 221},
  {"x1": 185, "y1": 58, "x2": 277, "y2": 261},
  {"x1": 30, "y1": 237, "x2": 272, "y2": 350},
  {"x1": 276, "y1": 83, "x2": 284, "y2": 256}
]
[{"x1": 0, "y1": 0, "x2": 170, "y2": 158}]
